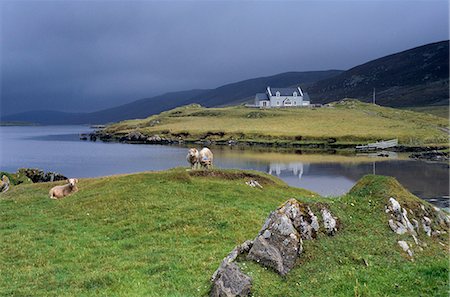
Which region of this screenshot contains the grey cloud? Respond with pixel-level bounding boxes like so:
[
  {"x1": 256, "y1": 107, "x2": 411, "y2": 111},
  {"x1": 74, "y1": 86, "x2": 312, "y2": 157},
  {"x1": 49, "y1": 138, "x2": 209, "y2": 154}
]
[{"x1": 1, "y1": 0, "x2": 448, "y2": 114}]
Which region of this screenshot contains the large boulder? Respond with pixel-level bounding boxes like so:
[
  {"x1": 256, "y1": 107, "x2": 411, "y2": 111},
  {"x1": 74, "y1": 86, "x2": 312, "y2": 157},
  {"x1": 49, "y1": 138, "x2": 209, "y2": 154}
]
[
  {"x1": 247, "y1": 199, "x2": 303, "y2": 275},
  {"x1": 247, "y1": 199, "x2": 339, "y2": 275},
  {"x1": 210, "y1": 263, "x2": 252, "y2": 297}
]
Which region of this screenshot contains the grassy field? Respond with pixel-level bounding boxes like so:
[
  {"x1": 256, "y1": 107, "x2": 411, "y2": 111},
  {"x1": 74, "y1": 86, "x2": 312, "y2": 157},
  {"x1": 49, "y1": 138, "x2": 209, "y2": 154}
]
[
  {"x1": 0, "y1": 169, "x2": 448, "y2": 296},
  {"x1": 103, "y1": 99, "x2": 449, "y2": 147},
  {"x1": 403, "y1": 105, "x2": 449, "y2": 119}
]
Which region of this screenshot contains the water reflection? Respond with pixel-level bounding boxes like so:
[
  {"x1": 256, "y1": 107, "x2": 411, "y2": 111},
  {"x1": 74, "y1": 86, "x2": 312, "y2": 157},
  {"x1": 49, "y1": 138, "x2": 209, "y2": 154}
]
[
  {"x1": 268, "y1": 162, "x2": 308, "y2": 179},
  {"x1": 261, "y1": 159, "x2": 449, "y2": 209}
]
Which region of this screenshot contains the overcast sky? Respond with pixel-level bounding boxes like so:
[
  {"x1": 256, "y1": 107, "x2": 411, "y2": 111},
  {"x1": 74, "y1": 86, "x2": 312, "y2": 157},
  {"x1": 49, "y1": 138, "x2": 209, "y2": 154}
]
[{"x1": 1, "y1": 0, "x2": 448, "y2": 115}]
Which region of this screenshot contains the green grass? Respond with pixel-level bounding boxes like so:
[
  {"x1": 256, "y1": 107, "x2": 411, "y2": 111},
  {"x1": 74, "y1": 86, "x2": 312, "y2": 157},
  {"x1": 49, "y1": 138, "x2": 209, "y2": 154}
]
[
  {"x1": 403, "y1": 105, "x2": 449, "y2": 119},
  {"x1": 0, "y1": 169, "x2": 448, "y2": 296},
  {"x1": 103, "y1": 99, "x2": 449, "y2": 146}
]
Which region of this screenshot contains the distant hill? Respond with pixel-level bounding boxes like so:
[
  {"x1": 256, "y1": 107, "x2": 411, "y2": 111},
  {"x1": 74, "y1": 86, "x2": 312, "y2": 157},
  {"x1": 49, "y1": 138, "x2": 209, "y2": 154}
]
[
  {"x1": 1, "y1": 71, "x2": 341, "y2": 124},
  {"x1": 1, "y1": 89, "x2": 206, "y2": 125},
  {"x1": 184, "y1": 70, "x2": 343, "y2": 107},
  {"x1": 306, "y1": 40, "x2": 449, "y2": 107},
  {"x1": 3, "y1": 40, "x2": 448, "y2": 124}
]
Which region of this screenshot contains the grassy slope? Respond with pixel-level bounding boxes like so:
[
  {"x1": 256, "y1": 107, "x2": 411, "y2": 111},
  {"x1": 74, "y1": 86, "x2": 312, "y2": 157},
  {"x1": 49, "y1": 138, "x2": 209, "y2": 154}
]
[
  {"x1": 403, "y1": 105, "x2": 449, "y2": 119},
  {"x1": 104, "y1": 100, "x2": 448, "y2": 146},
  {"x1": 0, "y1": 169, "x2": 448, "y2": 296}
]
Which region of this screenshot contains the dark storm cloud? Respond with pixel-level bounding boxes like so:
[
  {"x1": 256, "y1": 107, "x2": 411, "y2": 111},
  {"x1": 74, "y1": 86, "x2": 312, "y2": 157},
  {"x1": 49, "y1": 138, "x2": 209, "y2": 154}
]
[{"x1": 1, "y1": 0, "x2": 448, "y2": 114}]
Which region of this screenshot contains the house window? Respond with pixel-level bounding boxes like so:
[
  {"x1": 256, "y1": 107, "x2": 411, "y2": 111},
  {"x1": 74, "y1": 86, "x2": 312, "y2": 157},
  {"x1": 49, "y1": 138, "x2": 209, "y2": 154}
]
[
  {"x1": 293, "y1": 92, "x2": 297, "y2": 97},
  {"x1": 276, "y1": 91, "x2": 280, "y2": 97},
  {"x1": 277, "y1": 101, "x2": 280, "y2": 106},
  {"x1": 294, "y1": 101, "x2": 297, "y2": 105}
]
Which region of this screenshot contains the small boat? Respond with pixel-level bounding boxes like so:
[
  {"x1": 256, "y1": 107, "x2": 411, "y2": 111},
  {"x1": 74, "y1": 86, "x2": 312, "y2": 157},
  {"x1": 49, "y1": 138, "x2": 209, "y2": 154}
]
[{"x1": 356, "y1": 139, "x2": 398, "y2": 151}]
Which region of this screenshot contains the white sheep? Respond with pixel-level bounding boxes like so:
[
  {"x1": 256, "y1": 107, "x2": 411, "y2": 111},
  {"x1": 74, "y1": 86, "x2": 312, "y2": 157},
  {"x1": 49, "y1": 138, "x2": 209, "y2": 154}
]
[
  {"x1": 49, "y1": 178, "x2": 79, "y2": 199},
  {"x1": 186, "y1": 148, "x2": 200, "y2": 169},
  {"x1": 199, "y1": 147, "x2": 214, "y2": 169}
]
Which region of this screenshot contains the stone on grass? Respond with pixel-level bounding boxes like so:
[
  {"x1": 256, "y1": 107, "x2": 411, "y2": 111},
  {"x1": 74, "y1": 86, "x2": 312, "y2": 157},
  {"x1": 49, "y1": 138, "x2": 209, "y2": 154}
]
[
  {"x1": 321, "y1": 207, "x2": 338, "y2": 236},
  {"x1": 386, "y1": 197, "x2": 417, "y2": 236},
  {"x1": 398, "y1": 240, "x2": 413, "y2": 258},
  {"x1": 247, "y1": 204, "x2": 302, "y2": 275},
  {"x1": 211, "y1": 240, "x2": 253, "y2": 282},
  {"x1": 210, "y1": 263, "x2": 252, "y2": 297},
  {"x1": 422, "y1": 216, "x2": 432, "y2": 237}
]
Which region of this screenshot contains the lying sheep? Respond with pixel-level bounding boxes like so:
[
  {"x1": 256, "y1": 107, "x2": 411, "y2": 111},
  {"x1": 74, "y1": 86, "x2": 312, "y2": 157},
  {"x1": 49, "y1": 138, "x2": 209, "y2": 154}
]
[
  {"x1": 199, "y1": 147, "x2": 214, "y2": 169},
  {"x1": 0, "y1": 175, "x2": 10, "y2": 193},
  {"x1": 49, "y1": 178, "x2": 78, "y2": 199},
  {"x1": 186, "y1": 148, "x2": 200, "y2": 169}
]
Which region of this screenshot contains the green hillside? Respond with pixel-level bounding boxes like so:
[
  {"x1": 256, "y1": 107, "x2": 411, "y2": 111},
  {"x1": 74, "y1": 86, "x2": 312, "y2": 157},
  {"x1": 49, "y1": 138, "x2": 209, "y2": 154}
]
[
  {"x1": 0, "y1": 169, "x2": 448, "y2": 296},
  {"x1": 102, "y1": 99, "x2": 448, "y2": 147}
]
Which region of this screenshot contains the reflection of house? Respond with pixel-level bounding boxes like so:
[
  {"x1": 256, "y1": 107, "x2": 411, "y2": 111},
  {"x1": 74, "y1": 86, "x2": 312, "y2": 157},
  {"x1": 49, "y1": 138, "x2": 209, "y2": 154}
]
[
  {"x1": 268, "y1": 162, "x2": 309, "y2": 179},
  {"x1": 255, "y1": 87, "x2": 310, "y2": 108}
]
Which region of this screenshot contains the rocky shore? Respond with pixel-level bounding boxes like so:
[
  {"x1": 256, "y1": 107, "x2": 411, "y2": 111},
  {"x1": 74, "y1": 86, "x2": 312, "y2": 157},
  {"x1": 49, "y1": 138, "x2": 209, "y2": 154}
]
[{"x1": 86, "y1": 129, "x2": 447, "y2": 152}]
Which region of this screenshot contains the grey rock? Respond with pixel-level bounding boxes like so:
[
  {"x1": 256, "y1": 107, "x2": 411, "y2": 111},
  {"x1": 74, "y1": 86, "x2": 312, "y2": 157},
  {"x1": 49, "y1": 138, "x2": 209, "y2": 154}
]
[
  {"x1": 148, "y1": 134, "x2": 163, "y2": 143},
  {"x1": 210, "y1": 263, "x2": 252, "y2": 297},
  {"x1": 321, "y1": 207, "x2": 338, "y2": 235},
  {"x1": 389, "y1": 219, "x2": 407, "y2": 235},
  {"x1": 398, "y1": 240, "x2": 413, "y2": 258},
  {"x1": 386, "y1": 197, "x2": 417, "y2": 236},
  {"x1": 211, "y1": 240, "x2": 253, "y2": 283},
  {"x1": 422, "y1": 216, "x2": 432, "y2": 236},
  {"x1": 121, "y1": 131, "x2": 147, "y2": 142},
  {"x1": 17, "y1": 168, "x2": 67, "y2": 183},
  {"x1": 247, "y1": 207, "x2": 301, "y2": 275}
]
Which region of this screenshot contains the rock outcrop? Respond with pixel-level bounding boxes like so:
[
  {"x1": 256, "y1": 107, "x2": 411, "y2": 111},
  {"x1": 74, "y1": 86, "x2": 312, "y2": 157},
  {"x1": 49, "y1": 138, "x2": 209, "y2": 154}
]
[
  {"x1": 210, "y1": 199, "x2": 340, "y2": 295},
  {"x1": 247, "y1": 208, "x2": 302, "y2": 275},
  {"x1": 386, "y1": 197, "x2": 417, "y2": 236},
  {"x1": 17, "y1": 168, "x2": 67, "y2": 183},
  {"x1": 247, "y1": 199, "x2": 338, "y2": 275},
  {"x1": 386, "y1": 196, "x2": 450, "y2": 259},
  {"x1": 409, "y1": 150, "x2": 448, "y2": 162},
  {"x1": 120, "y1": 131, "x2": 147, "y2": 142}
]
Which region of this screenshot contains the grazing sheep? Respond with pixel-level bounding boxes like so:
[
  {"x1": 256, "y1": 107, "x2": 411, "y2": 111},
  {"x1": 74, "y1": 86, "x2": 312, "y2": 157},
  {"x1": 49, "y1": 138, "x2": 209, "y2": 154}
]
[
  {"x1": 199, "y1": 147, "x2": 214, "y2": 169},
  {"x1": 49, "y1": 178, "x2": 78, "y2": 199},
  {"x1": 0, "y1": 175, "x2": 10, "y2": 193},
  {"x1": 186, "y1": 148, "x2": 200, "y2": 169}
]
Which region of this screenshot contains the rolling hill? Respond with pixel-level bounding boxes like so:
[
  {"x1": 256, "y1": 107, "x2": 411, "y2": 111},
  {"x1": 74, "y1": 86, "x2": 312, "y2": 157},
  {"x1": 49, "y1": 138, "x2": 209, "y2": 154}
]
[{"x1": 306, "y1": 40, "x2": 449, "y2": 107}]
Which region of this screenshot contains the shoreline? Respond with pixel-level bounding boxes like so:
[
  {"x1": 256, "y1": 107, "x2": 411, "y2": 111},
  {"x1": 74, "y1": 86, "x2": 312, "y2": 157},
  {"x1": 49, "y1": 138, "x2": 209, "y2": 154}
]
[{"x1": 88, "y1": 130, "x2": 448, "y2": 153}]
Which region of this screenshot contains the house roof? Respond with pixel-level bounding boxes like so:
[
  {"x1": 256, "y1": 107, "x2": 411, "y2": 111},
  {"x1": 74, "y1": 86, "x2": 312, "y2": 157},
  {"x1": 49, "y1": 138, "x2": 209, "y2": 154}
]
[
  {"x1": 303, "y1": 92, "x2": 310, "y2": 101},
  {"x1": 255, "y1": 93, "x2": 269, "y2": 100},
  {"x1": 269, "y1": 87, "x2": 300, "y2": 96}
]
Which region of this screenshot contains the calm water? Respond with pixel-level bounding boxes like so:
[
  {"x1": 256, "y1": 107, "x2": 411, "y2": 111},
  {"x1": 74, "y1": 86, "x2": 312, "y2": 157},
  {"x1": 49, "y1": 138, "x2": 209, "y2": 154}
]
[{"x1": 0, "y1": 126, "x2": 448, "y2": 208}]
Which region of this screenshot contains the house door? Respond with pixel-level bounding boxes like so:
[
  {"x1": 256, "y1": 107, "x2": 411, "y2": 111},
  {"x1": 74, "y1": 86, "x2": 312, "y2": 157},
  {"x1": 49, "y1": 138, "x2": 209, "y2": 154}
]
[{"x1": 283, "y1": 99, "x2": 292, "y2": 107}]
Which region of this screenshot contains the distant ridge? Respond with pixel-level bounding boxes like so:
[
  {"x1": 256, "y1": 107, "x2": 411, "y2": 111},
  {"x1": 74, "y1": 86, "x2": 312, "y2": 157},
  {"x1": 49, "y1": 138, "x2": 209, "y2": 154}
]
[
  {"x1": 306, "y1": 40, "x2": 449, "y2": 107},
  {"x1": 2, "y1": 40, "x2": 448, "y2": 125},
  {"x1": 1, "y1": 70, "x2": 341, "y2": 124}
]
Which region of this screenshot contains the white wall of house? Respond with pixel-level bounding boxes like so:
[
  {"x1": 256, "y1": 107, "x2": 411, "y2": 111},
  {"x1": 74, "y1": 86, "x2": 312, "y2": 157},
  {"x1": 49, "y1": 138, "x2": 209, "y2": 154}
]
[
  {"x1": 259, "y1": 100, "x2": 270, "y2": 107},
  {"x1": 255, "y1": 87, "x2": 310, "y2": 108},
  {"x1": 269, "y1": 95, "x2": 303, "y2": 107}
]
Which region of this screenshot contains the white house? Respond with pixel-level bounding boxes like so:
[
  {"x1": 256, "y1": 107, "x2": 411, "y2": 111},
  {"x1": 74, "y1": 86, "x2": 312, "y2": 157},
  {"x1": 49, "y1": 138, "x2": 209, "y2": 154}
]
[{"x1": 254, "y1": 87, "x2": 310, "y2": 108}]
